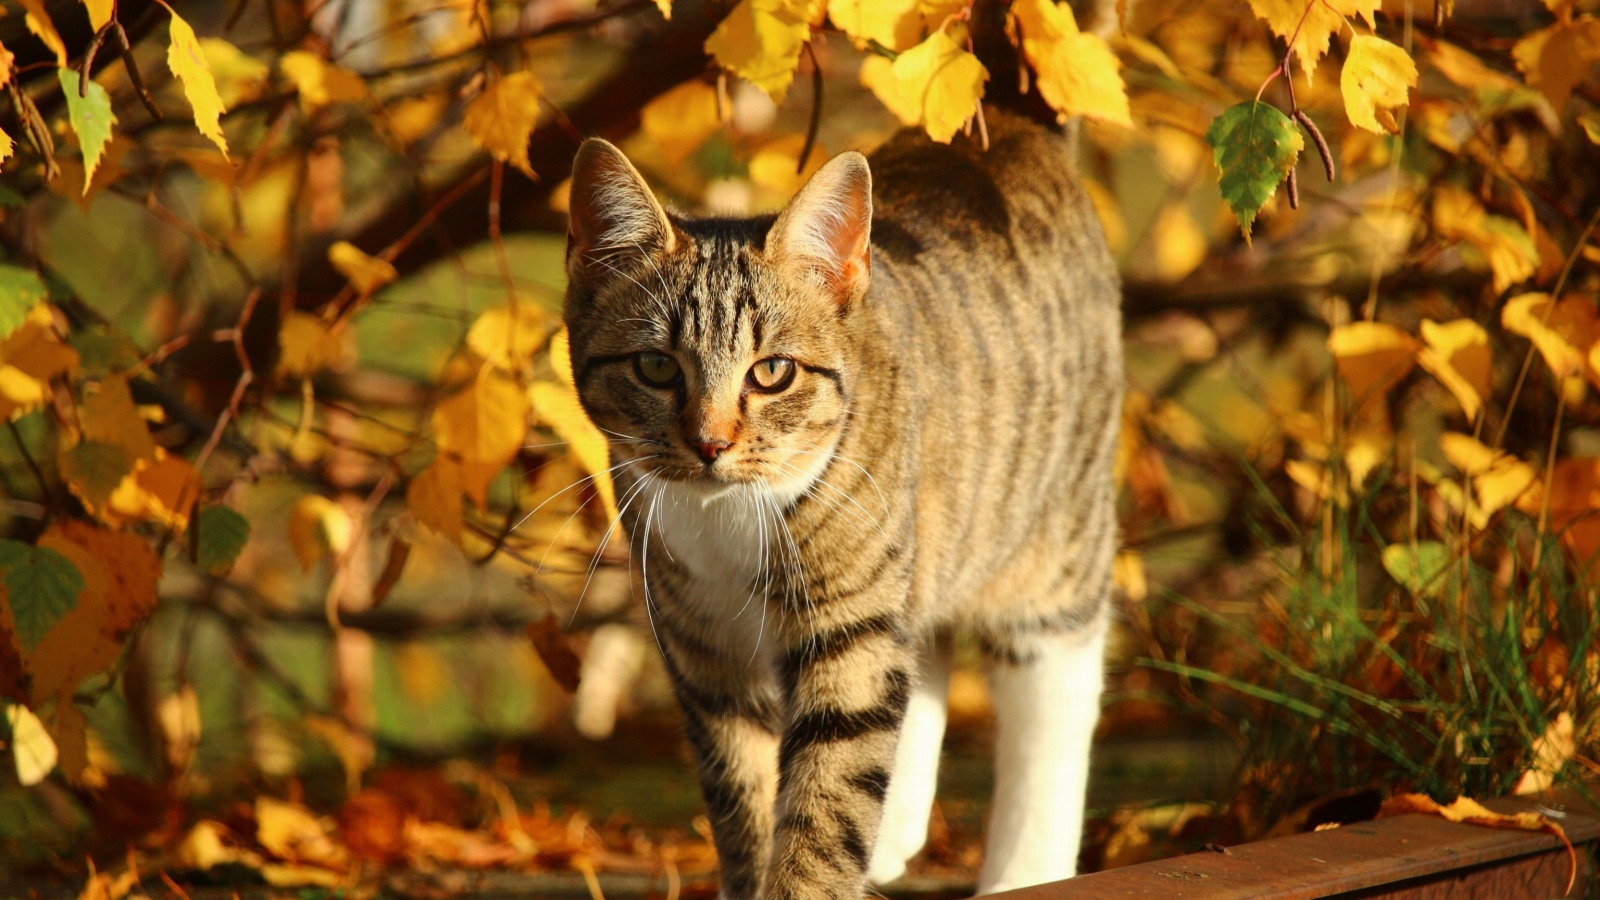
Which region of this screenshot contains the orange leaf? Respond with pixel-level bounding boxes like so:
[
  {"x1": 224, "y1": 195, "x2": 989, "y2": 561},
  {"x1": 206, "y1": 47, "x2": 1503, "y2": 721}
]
[{"x1": 1379, "y1": 792, "x2": 1576, "y2": 894}]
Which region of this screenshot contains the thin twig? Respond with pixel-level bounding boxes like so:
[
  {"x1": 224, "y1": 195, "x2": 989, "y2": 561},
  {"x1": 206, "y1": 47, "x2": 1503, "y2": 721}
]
[
  {"x1": 112, "y1": 22, "x2": 164, "y2": 121},
  {"x1": 1294, "y1": 109, "x2": 1335, "y2": 181},
  {"x1": 7, "y1": 421, "x2": 51, "y2": 503},
  {"x1": 798, "y1": 42, "x2": 823, "y2": 175}
]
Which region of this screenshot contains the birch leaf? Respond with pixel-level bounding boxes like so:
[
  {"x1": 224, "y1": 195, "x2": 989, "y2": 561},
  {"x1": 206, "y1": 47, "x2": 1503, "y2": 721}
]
[
  {"x1": 463, "y1": 72, "x2": 543, "y2": 178},
  {"x1": 433, "y1": 366, "x2": 529, "y2": 507},
  {"x1": 704, "y1": 0, "x2": 814, "y2": 102},
  {"x1": 1416, "y1": 319, "x2": 1492, "y2": 420},
  {"x1": 1512, "y1": 18, "x2": 1600, "y2": 111},
  {"x1": 1205, "y1": 102, "x2": 1302, "y2": 242},
  {"x1": 166, "y1": 10, "x2": 230, "y2": 159},
  {"x1": 82, "y1": 0, "x2": 114, "y2": 30},
  {"x1": 828, "y1": 0, "x2": 921, "y2": 52},
  {"x1": 327, "y1": 241, "x2": 397, "y2": 297},
  {"x1": 193, "y1": 506, "x2": 250, "y2": 574},
  {"x1": 1342, "y1": 35, "x2": 1418, "y2": 134},
  {"x1": 280, "y1": 51, "x2": 368, "y2": 110},
  {"x1": 1012, "y1": 0, "x2": 1131, "y2": 126},
  {"x1": 17, "y1": 0, "x2": 66, "y2": 66},
  {"x1": 893, "y1": 31, "x2": 989, "y2": 144},
  {"x1": 0, "y1": 541, "x2": 85, "y2": 651},
  {"x1": 56, "y1": 70, "x2": 117, "y2": 194},
  {"x1": 1244, "y1": 0, "x2": 1381, "y2": 80},
  {"x1": 0, "y1": 267, "x2": 47, "y2": 341}
]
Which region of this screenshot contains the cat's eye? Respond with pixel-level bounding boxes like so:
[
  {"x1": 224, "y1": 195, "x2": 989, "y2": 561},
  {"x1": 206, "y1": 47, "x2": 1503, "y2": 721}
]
[
  {"x1": 747, "y1": 357, "x2": 796, "y2": 392},
  {"x1": 633, "y1": 351, "x2": 682, "y2": 387}
]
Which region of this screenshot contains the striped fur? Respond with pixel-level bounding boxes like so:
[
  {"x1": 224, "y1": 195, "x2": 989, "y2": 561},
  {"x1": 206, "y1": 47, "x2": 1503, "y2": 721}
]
[{"x1": 563, "y1": 108, "x2": 1123, "y2": 899}]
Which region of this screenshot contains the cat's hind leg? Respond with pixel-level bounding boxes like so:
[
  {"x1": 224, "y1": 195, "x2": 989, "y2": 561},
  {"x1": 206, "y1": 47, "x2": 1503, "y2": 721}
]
[
  {"x1": 975, "y1": 616, "x2": 1106, "y2": 895},
  {"x1": 867, "y1": 633, "x2": 953, "y2": 885}
]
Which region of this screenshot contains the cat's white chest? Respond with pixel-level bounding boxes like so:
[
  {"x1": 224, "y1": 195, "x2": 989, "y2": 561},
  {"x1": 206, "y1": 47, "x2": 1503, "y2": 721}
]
[{"x1": 649, "y1": 485, "x2": 768, "y2": 590}]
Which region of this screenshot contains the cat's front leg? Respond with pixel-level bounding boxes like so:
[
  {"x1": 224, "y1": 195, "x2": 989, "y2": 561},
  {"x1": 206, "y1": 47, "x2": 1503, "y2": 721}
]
[
  {"x1": 657, "y1": 620, "x2": 783, "y2": 900},
  {"x1": 765, "y1": 604, "x2": 914, "y2": 900}
]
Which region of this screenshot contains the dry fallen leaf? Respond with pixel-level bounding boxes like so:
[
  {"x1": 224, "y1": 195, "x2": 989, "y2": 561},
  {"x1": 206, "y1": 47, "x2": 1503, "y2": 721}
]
[{"x1": 1379, "y1": 792, "x2": 1576, "y2": 894}]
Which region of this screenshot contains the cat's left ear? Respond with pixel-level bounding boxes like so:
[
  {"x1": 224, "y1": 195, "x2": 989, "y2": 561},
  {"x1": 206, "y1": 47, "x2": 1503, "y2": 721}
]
[{"x1": 766, "y1": 151, "x2": 872, "y2": 306}]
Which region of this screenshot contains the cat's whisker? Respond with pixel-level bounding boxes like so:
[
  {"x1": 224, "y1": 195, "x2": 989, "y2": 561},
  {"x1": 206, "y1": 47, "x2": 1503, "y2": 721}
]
[
  {"x1": 774, "y1": 459, "x2": 886, "y2": 540},
  {"x1": 511, "y1": 455, "x2": 658, "y2": 534},
  {"x1": 565, "y1": 469, "x2": 658, "y2": 627},
  {"x1": 631, "y1": 472, "x2": 668, "y2": 660}
]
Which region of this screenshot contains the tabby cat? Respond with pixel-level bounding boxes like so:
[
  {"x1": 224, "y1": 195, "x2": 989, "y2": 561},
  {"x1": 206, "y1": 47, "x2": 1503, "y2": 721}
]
[{"x1": 561, "y1": 105, "x2": 1122, "y2": 899}]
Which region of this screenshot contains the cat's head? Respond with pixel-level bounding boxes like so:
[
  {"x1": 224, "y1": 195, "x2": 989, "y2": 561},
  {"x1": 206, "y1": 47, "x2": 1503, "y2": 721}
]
[{"x1": 561, "y1": 139, "x2": 872, "y2": 500}]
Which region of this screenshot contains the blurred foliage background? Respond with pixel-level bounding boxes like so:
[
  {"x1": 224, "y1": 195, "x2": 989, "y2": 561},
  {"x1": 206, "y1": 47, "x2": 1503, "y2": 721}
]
[{"x1": 0, "y1": 0, "x2": 1599, "y2": 894}]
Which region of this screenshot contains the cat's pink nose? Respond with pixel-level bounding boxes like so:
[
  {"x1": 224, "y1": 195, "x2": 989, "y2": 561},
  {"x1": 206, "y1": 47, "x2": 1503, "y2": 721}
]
[{"x1": 692, "y1": 439, "x2": 731, "y2": 463}]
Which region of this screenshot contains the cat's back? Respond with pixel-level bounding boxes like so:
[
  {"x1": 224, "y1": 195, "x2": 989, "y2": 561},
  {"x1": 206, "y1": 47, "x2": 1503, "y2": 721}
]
[{"x1": 858, "y1": 108, "x2": 1123, "y2": 623}]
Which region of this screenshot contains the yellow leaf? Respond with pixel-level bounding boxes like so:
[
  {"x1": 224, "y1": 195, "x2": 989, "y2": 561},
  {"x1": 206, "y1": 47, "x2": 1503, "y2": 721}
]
[
  {"x1": 103, "y1": 450, "x2": 197, "y2": 530},
  {"x1": 1112, "y1": 550, "x2": 1146, "y2": 602},
  {"x1": 16, "y1": 0, "x2": 66, "y2": 67},
  {"x1": 463, "y1": 71, "x2": 543, "y2": 178},
  {"x1": 1433, "y1": 185, "x2": 1537, "y2": 294},
  {"x1": 280, "y1": 50, "x2": 368, "y2": 111},
  {"x1": 81, "y1": 374, "x2": 157, "y2": 464},
  {"x1": 1244, "y1": 0, "x2": 1381, "y2": 80},
  {"x1": 255, "y1": 797, "x2": 348, "y2": 870},
  {"x1": 408, "y1": 457, "x2": 464, "y2": 546},
  {"x1": 82, "y1": 0, "x2": 114, "y2": 29},
  {"x1": 529, "y1": 380, "x2": 617, "y2": 522},
  {"x1": 1579, "y1": 111, "x2": 1600, "y2": 144},
  {"x1": 276, "y1": 311, "x2": 356, "y2": 379},
  {"x1": 1502, "y1": 293, "x2": 1596, "y2": 380},
  {"x1": 704, "y1": 0, "x2": 814, "y2": 102},
  {"x1": 154, "y1": 684, "x2": 199, "y2": 776},
  {"x1": 5, "y1": 703, "x2": 57, "y2": 786},
  {"x1": 1513, "y1": 712, "x2": 1575, "y2": 796},
  {"x1": 1416, "y1": 319, "x2": 1491, "y2": 420},
  {"x1": 0, "y1": 128, "x2": 12, "y2": 167},
  {"x1": 1427, "y1": 40, "x2": 1522, "y2": 93},
  {"x1": 1012, "y1": 0, "x2": 1131, "y2": 126},
  {"x1": 1439, "y1": 432, "x2": 1538, "y2": 525},
  {"x1": 747, "y1": 133, "x2": 826, "y2": 196},
  {"x1": 166, "y1": 10, "x2": 230, "y2": 159},
  {"x1": 1150, "y1": 202, "x2": 1206, "y2": 280},
  {"x1": 549, "y1": 328, "x2": 576, "y2": 387},
  {"x1": 655, "y1": 0, "x2": 672, "y2": 19},
  {"x1": 641, "y1": 80, "x2": 722, "y2": 168},
  {"x1": 1326, "y1": 321, "x2": 1419, "y2": 417},
  {"x1": 893, "y1": 30, "x2": 989, "y2": 143},
  {"x1": 1342, "y1": 35, "x2": 1418, "y2": 134},
  {"x1": 286, "y1": 495, "x2": 352, "y2": 572},
  {"x1": 1512, "y1": 18, "x2": 1600, "y2": 111},
  {"x1": 200, "y1": 38, "x2": 270, "y2": 109},
  {"x1": 860, "y1": 55, "x2": 920, "y2": 126},
  {"x1": 467, "y1": 305, "x2": 551, "y2": 374},
  {"x1": 433, "y1": 366, "x2": 528, "y2": 507},
  {"x1": 0, "y1": 307, "x2": 79, "y2": 421},
  {"x1": 829, "y1": 0, "x2": 922, "y2": 52},
  {"x1": 326, "y1": 241, "x2": 396, "y2": 297}
]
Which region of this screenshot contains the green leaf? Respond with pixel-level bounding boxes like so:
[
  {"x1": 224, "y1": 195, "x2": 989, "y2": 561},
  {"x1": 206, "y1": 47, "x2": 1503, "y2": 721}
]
[
  {"x1": 0, "y1": 265, "x2": 46, "y2": 341},
  {"x1": 194, "y1": 505, "x2": 250, "y2": 573},
  {"x1": 1382, "y1": 541, "x2": 1453, "y2": 599},
  {"x1": 70, "y1": 325, "x2": 144, "y2": 377},
  {"x1": 58, "y1": 440, "x2": 134, "y2": 513},
  {"x1": 0, "y1": 185, "x2": 25, "y2": 207},
  {"x1": 55, "y1": 68, "x2": 117, "y2": 193},
  {"x1": 1205, "y1": 101, "x2": 1303, "y2": 243},
  {"x1": 0, "y1": 540, "x2": 85, "y2": 650}
]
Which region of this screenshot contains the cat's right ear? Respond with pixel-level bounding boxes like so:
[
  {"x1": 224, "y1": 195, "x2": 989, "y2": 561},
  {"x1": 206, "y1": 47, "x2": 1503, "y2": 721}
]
[{"x1": 566, "y1": 139, "x2": 675, "y2": 281}]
